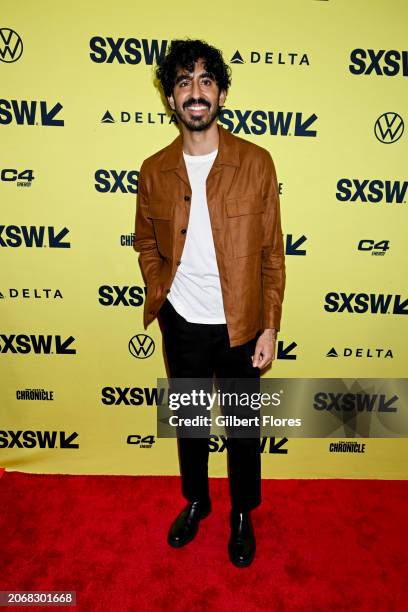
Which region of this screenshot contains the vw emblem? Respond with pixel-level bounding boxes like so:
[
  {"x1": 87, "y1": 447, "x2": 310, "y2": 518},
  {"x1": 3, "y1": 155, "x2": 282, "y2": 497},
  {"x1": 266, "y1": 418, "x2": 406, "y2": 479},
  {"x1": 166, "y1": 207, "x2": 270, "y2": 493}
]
[
  {"x1": 374, "y1": 112, "x2": 404, "y2": 144},
  {"x1": 128, "y1": 334, "x2": 155, "y2": 359},
  {"x1": 0, "y1": 28, "x2": 23, "y2": 63}
]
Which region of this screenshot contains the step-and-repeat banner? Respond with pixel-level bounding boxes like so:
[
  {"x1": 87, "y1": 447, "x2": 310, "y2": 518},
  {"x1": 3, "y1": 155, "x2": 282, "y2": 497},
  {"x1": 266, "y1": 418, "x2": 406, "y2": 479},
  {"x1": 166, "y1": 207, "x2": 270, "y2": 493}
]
[{"x1": 1, "y1": 0, "x2": 407, "y2": 478}]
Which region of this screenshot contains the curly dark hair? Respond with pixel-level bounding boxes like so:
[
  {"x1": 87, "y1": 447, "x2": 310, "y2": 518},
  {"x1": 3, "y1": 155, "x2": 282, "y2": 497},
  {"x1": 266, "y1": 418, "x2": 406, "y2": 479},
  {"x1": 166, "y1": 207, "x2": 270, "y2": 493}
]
[{"x1": 155, "y1": 38, "x2": 232, "y2": 98}]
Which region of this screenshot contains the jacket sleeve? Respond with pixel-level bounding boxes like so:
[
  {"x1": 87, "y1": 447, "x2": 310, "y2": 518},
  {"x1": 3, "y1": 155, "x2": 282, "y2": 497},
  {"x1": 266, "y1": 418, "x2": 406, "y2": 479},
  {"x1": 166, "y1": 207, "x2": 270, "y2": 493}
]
[
  {"x1": 261, "y1": 150, "x2": 286, "y2": 332},
  {"x1": 133, "y1": 161, "x2": 163, "y2": 286}
]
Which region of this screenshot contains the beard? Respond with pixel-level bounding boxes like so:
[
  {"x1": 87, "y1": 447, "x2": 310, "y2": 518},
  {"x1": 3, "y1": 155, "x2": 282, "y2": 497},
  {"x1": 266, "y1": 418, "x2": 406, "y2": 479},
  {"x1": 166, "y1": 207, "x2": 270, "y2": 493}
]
[{"x1": 173, "y1": 97, "x2": 222, "y2": 132}]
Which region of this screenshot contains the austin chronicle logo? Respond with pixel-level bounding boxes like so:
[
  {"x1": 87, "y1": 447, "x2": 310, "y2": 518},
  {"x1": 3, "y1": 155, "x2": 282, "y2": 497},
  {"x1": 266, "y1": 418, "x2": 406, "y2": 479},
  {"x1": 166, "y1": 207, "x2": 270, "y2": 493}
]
[
  {"x1": 128, "y1": 334, "x2": 155, "y2": 359},
  {"x1": 0, "y1": 28, "x2": 23, "y2": 63},
  {"x1": 374, "y1": 112, "x2": 404, "y2": 143}
]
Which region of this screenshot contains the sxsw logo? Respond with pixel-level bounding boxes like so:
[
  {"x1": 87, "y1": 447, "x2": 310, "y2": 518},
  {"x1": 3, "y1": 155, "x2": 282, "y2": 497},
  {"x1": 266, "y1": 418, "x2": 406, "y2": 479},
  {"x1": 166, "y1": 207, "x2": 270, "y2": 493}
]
[
  {"x1": 219, "y1": 109, "x2": 317, "y2": 137},
  {"x1": 324, "y1": 293, "x2": 408, "y2": 315},
  {"x1": 286, "y1": 234, "x2": 307, "y2": 256},
  {"x1": 0, "y1": 334, "x2": 76, "y2": 354},
  {"x1": 89, "y1": 37, "x2": 167, "y2": 64},
  {"x1": 0, "y1": 225, "x2": 70, "y2": 248},
  {"x1": 0, "y1": 28, "x2": 23, "y2": 62},
  {"x1": 98, "y1": 285, "x2": 146, "y2": 307},
  {"x1": 101, "y1": 386, "x2": 165, "y2": 406},
  {"x1": 349, "y1": 49, "x2": 408, "y2": 76},
  {"x1": 95, "y1": 169, "x2": 139, "y2": 194},
  {"x1": 209, "y1": 435, "x2": 288, "y2": 454},
  {"x1": 0, "y1": 100, "x2": 64, "y2": 126},
  {"x1": 314, "y1": 392, "x2": 398, "y2": 412},
  {"x1": 336, "y1": 179, "x2": 407, "y2": 204},
  {"x1": 0, "y1": 430, "x2": 79, "y2": 449}
]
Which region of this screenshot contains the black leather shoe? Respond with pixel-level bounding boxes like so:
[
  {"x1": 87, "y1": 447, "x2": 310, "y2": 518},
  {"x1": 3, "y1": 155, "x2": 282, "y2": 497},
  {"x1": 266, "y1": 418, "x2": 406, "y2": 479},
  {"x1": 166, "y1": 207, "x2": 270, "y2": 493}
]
[
  {"x1": 228, "y1": 510, "x2": 256, "y2": 567},
  {"x1": 167, "y1": 500, "x2": 211, "y2": 548}
]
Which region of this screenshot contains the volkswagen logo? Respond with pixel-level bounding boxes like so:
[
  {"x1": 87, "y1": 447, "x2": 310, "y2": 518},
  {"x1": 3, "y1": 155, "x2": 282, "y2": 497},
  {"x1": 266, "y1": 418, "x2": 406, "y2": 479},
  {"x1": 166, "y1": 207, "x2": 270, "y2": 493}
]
[
  {"x1": 128, "y1": 334, "x2": 155, "y2": 359},
  {"x1": 0, "y1": 28, "x2": 23, "y2": 63},
  {"x1": 374, "y1": 112, "x2": 404, "y2": 144}
]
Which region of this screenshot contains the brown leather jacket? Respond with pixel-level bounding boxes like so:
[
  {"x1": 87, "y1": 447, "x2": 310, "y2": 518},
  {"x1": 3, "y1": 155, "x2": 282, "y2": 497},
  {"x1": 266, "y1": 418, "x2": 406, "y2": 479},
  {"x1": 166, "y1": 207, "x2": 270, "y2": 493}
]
[{"x1": 134, "y1": 123, "x2": 286, "y2": 348}]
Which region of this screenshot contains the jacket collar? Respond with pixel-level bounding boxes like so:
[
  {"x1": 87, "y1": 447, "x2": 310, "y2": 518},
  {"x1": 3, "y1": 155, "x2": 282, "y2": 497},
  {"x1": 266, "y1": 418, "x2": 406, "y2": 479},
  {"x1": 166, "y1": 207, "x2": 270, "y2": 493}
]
[{"x1": 159, "y1": 122, "x2": 240, "y2": 172}]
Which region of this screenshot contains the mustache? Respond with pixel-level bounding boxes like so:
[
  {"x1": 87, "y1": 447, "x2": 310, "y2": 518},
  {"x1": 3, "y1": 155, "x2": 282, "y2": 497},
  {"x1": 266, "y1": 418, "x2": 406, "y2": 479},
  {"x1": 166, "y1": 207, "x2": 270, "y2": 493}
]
[{"x1": 184, "y1": 98, "x2": 211, "y2": 109}]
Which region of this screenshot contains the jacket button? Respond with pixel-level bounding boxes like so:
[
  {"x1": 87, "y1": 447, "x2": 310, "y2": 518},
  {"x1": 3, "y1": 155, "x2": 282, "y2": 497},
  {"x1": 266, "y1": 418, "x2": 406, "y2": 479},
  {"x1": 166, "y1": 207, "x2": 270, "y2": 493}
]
[
  {"x1": 184, "y1": 195, "x2": 191, "y2": 201},
  {"x1": 149, "y1": 310, "x2": 155, "y2": 315},
  {"x1": 166, "y1": 288, "x2": 170, "y2": 293},
  {"x1": 181, "y1": 229, "x2": 187, "y2": 234},
  {"x1": 177, "y1": 260, "x2": 181, "y2": 265}
]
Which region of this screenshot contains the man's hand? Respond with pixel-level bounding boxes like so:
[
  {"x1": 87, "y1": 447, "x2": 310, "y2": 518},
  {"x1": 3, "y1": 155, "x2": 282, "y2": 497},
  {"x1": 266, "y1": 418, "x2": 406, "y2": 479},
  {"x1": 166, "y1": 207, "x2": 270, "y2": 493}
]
[{"x1": 251, "y1": 328, "x2": 277, "y2": 369}]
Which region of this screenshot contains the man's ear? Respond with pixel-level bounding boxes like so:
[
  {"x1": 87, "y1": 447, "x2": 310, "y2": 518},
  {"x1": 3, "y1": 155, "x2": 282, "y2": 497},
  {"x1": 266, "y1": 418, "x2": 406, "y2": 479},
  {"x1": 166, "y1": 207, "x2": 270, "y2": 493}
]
[
  {"x1": 167, "y1": 94, "x2": 175, "y2": 110},
  {"x1": 219, "y1": 89, "x2": 227, "y2": 106}
]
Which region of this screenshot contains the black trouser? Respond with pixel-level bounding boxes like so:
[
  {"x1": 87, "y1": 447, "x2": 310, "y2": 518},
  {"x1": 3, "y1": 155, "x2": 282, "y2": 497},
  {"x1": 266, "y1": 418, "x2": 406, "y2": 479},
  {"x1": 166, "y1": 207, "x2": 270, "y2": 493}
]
[{"x1": 158, "y1": 298, "x2": 261, "y2": 512}]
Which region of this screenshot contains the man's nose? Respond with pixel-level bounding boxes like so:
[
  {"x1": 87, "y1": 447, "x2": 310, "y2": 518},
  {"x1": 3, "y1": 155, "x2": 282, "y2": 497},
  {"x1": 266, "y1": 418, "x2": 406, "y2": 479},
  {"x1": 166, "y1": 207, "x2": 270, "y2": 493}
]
[{"x1": 191, "y1": 79, "x2": 202, "y2": 99}]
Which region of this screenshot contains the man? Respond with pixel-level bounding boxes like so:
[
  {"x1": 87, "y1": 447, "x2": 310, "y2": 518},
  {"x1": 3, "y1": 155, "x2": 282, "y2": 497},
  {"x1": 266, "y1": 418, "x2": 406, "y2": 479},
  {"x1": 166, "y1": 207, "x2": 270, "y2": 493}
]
[{"x1": 134, "y1": 39, "x2": 285, "y2": 567}]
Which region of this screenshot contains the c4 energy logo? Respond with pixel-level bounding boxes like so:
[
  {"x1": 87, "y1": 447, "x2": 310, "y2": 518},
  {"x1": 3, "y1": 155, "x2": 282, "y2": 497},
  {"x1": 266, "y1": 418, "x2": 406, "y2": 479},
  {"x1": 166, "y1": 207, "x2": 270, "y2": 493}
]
[
  {"x1": 219, "y1": 109, "x2": 317, "y2": 137},
  {"x1": 1, "y1": 168, "x2": 35, "y2": 187},
  {"x1": 0, "y1": 226, "x2": 70, "y2": 248},
  {"x1": 324, "y1": 293, "x2": 408, "y2": 315},
  {"x1": 0, "y1": 28, "x2": 23, "y2": 63},
  {"x1": 374, "y1": 113, "x2": 404, "y2": 143},
  {"x1": 128, "y1": 334, "x2": 155, "y2": 359},
  {"x1": 336, "y1": 179, "x2": 407, "y2": 204},
  {"x1": 349, "y1": 49, "x2": 408, "y2": 76},
  {"x1": 89, "y1": 37, "x2": 167, "y2": 64},
  {"x1": 95, "y1": 169, "x2": 139, "y2": 194},
  {"x1": 0, "y1": 334, "x2": 76, "y2": 355},
  {"x1": 0, "y1": 100, "x2": 64, "y2": 126}
]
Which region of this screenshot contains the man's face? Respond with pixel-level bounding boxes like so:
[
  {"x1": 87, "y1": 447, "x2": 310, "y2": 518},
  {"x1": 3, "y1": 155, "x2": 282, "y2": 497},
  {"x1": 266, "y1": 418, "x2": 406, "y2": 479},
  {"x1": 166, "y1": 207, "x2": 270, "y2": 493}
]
[{"x1": 167, "y1": 58, "x2": 226, "y2": 132}]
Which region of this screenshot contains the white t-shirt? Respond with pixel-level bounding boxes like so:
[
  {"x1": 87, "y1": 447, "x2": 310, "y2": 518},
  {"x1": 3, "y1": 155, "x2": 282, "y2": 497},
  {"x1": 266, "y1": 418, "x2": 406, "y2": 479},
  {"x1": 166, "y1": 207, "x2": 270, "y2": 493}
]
[{"x1": 167, "y1": 148, "x2": 227, "y2": 324}]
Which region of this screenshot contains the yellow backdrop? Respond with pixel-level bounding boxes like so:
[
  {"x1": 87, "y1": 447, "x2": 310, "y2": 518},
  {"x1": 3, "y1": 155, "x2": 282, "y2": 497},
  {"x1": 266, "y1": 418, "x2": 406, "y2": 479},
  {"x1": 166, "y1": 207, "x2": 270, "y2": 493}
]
[{"x1": 1, "y1": 0, "x2": 407, "y2": 478}]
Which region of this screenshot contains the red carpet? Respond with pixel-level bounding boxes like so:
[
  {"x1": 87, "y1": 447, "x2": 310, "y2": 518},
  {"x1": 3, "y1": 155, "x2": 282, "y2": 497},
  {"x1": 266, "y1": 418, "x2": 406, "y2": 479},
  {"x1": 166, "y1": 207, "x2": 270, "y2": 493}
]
[{"x1": 1, "y1": 471, "x2": 407, "y2": 611}]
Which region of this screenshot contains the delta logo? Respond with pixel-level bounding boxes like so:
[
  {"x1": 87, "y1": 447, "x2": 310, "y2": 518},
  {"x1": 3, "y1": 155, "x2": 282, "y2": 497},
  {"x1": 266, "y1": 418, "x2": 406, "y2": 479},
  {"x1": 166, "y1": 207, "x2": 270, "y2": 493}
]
[{"x1": 230, "y1": 49, "x2": 309, "y2": 67}]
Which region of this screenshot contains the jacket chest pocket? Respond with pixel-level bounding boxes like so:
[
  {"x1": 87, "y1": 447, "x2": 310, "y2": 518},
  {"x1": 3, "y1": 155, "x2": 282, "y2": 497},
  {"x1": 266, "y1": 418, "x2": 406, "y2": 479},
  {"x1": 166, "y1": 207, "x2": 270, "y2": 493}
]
[
  {"x1": 225, "y1": 193, "x2": 265, "y2": 258},
  {"x1": 147, "y1": 200, "x2": 173, "y2": 258}
]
